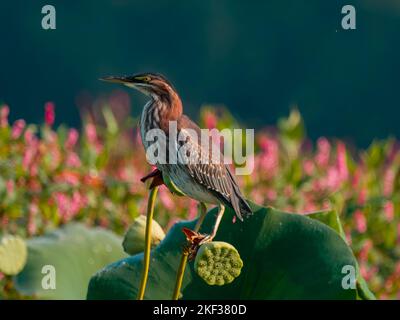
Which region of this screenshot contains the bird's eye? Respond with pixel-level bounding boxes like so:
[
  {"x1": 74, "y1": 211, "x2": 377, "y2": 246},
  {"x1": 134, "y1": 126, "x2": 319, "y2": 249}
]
[{"x1": 134, "y1": 76, "x2": 151, "y2": 82}]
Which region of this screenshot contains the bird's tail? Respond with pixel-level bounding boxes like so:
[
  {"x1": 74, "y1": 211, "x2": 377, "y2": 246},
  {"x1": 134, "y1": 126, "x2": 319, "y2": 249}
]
[
  {"x1": 226, "y1": 169, "x2": 253, "y2": 221},
  {"x1": 230, "y1": 189, "x2": 253, "y2": 221}
]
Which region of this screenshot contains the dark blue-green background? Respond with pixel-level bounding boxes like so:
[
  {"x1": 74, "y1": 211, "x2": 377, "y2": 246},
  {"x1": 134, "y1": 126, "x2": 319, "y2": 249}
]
[{"x1": 1, "y1": 0, "x2": 399, "y2": 147}]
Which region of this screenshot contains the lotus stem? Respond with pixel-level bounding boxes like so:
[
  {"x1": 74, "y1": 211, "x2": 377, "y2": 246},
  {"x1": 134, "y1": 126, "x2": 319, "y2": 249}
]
[
  {"x1": 172, "y1": 202, "x2": 207, "y2": 300},
  {"x1": 137, "y1": 186, "x2": 159, "y2": 300},
  {"x1": 172, "y1": 250, "x2": 189, "y2": 300}
]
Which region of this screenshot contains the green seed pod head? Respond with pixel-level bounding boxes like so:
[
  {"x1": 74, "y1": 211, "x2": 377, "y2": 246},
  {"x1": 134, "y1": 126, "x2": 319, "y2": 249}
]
[
  {"x1": 122, "y1": 215, "x2": 165, "y2": 255},
  {"x1": 0, "y1": 235, "x2": 28, "y2": 275},
  {"x1": 194, "y1": 241, "x2": 243, "y2": 286}
]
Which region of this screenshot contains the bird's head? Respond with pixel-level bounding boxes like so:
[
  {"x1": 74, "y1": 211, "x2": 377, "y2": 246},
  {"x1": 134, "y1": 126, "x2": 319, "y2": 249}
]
[{"x1": 100, "y1": 73, "x2": 177, "y2": 99}]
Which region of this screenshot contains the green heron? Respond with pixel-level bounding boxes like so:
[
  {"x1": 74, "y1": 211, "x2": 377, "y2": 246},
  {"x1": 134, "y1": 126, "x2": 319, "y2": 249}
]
[{"x1": 100, "y1": 73, "x2": 252, "y2": 242}]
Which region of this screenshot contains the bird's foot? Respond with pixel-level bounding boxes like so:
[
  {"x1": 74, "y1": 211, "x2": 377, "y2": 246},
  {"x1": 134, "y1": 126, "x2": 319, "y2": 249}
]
[
  {"x1": 198, "y1": 234, "x2": 214, "y2": 245},
  {"x1": 182, "y1": 227, "x2": 209, "y2": 260},
  {"x1": 140, "y1": 168, "x2": 164, "y2": 189},
  {"x1": 197, "y1": 204, "x2": 225, "y2": 246}
]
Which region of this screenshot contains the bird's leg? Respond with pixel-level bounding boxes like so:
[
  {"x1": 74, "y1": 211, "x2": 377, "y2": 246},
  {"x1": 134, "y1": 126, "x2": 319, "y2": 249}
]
[
  {"x1": 201, "y1": 204, "x2": 225, "y2": 244},
  {"x1": 194, "y1": 202, "x2": 207, "y2": 232},
  {"x1": 172, "y1": 202, "x2": 207, "y2": 300}
]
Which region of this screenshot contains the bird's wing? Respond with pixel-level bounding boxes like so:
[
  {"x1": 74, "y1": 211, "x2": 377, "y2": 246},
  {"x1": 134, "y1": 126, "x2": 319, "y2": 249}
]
[
  {"x1": 174, "y1": 115, "x2": 252, "y2": 220},
  {"x1": 176, "y1": 115, "x2": 233, "y2": 200}
]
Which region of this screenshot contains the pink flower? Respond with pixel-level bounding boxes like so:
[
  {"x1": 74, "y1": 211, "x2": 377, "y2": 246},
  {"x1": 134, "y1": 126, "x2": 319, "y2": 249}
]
[
  {"x1": 315, "y1": 137, "x2": 330, "y2": 168},
  {"x1": 134, "y1": 127, "x2": 142, "y2": 145},
  {"x1": 357, "y1": 187, "x2": 367, "y2": 205},
  {"x1": 54, "y1": 191, "x2": 85, "y2": 222},
  {"x1": 54, "y1": 192, "x2": 70, "y2": 221},
  {"x1": 204, "y1": 110, "x2": 217, "y2": 129},
  {"x1": 28, "y1": 179, "x2": 42, "y2": 192},
  {"x1": 99, "y1": 216, "x2": 110, "y2": 228},
  {"x1": 258, "y1": 135, "x2": 269, "y2": 152},
  {"x1": 384, "y1": 201, "x2": 394, "y2": 222},
  {"x1": 24, "y1": 128, "x2": 36, "y2": 144},
  {"x1": 336, "y1": 141, "x2": 349, "y2": 182},
  {"x1": 44, "y1": 102, "x2": 55, "y2": 126},
  {"x1": 70, "y1": 191, "x2": 87, "y2": 216},
  {"x1": 359, "y1": 239, "x2": 372, "y2": 261},
  {"x1": 85, "y1": 122, "x2": 103, "y2": 153},
  {"x1": 27, "y1": 202, "x2": 39, "y2": 236},
  {"x1": 360, "y1": 264, "x2": 378, "y2": 281},
  {"x1": 303, "y1": 159, "x2": 315, "y2": 176},
  {"x1": 11, "y1": 119, "x2": 26, "y2": 139},
  {"x1": 322, "y1": 200, "x2": 331, "y2": 210},
  {"x1": 354, "y1": 209, "x2": 367, "y2": 233},
  {"x1": 54, "y1": 170, "x2": 80, "y2": 186},
  {"x1": 324, "y1": 167, "x2": 340, "y2": 191},
  {"x1": 30, "y1": 164, "x2": 38, "y2": 177},
  {"x1": 66, "y1": 152, "x2": 81, "y2": 167},
  {"x1": 0, "y1": 105, "x2": 9, "y2": 128},
  {"x1": 117, "y1": 167, "x2": 133, "y2": 182},
  {"x1": 188, "y1": 200, "x2": 199, "y2": 220},
  {"x1": 304, "y1": 201, "x2": 317, "y2": 213},
  {"x1": 251, "y1": 188, "x2": 268, "y2": 204},
  {"x1": 379, "y1": 293, "x2": 389, "y2": 300},
  {"x1": 257, "y1": 136, "x2": 279, "y2": 176},
  {"x1": 352, "y1": 167, "x2": 362, "y2": 188},
  {"x1": 66, "y1": 128, "x2": 79, "y2": 149},
  {"x1": 6, "y1": 180, "x2": 14, "y2": 194},
  {"x1": 159, "y1": 187, "x2": 175, "y2": 210},
  {"x1": 85, "y1": 122, "x2": 98, "y2": 143},
  {"x1": 383, "y1": 168, "x2": 395, "y2": 197},
  {"x1": 22, "y1": 142, "x2": 38, "y2": 171},
  {"x1": 251, "y1": 189, "x2": 265, "y2": 204}
]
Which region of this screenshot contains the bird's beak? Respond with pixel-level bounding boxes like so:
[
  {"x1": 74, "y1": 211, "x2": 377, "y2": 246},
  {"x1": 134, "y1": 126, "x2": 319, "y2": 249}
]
[
  {"x1": 99, "y1": 76, "x2": 134, "y2": 84},
  {"x1": 100, "y1": 75, "x2": 153, "y2": 96}
]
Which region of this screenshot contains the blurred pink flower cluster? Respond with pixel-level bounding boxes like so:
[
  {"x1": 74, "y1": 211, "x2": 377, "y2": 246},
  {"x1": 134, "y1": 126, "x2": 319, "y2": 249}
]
[{"x1": 0, "y1": 100, "x2": 399, "y2": 299}]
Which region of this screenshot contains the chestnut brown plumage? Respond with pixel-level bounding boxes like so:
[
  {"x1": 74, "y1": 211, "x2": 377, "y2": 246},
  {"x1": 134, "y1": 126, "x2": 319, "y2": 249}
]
[{"x1": 100, "y1": 73, "x2": 252, "y2": 242}]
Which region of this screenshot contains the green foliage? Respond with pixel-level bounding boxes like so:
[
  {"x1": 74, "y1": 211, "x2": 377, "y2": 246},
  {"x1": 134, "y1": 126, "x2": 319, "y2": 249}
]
[
  {"x1": 307, "y1": 209, "x2": 375, "y2": 300},
  {"x1": 87, "y1": 204, "x2": 366, "y2": 300},
  {"x1": 278, "y1": 108, "x2": 305, "y2": 159},
  {"x1": 14, "y1": 223, "x2": 127, "y2": 299}
]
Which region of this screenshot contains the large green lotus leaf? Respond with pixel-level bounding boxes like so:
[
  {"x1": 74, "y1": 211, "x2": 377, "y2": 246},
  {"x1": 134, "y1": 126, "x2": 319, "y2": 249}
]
[
  {"x1": 88, "y1": 204, "x2": 364, "y2": 300},
  {"x1": 14, "y1": 223, "x2": 127, "y2": 299},
  {"x1": 306, "y1": 209, "x2": 375, "y2": 300}
]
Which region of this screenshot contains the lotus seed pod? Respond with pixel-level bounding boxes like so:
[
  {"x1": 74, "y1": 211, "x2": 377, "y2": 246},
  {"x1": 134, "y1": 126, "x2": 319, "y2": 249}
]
[
  {"x1": 122, "y1": 215, "x2": 165, "y2": 255},
  {"x1": 194, "y1": 241, "x2": 243, "y2": 286},
  {"x1": 0, "y1": 235, "x2": 28, "y2": 275}
]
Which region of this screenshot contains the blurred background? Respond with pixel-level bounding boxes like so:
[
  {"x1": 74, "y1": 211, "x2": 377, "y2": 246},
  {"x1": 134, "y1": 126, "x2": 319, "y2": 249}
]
[{"x1": 1, "y1": 0, "x2": 400, "y2": 147}]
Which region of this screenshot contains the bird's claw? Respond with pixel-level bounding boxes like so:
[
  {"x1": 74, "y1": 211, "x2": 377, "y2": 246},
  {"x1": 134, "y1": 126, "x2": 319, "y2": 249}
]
[
  {"x1": 140, "y1": 168, "x2": 164, "y2": 189},
  {"x1": 181, "y1": 227, "x2": 211, "y2": 260},
  {"x1": 198, "y1": 234, "x2": 213, "y2": 245}
]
